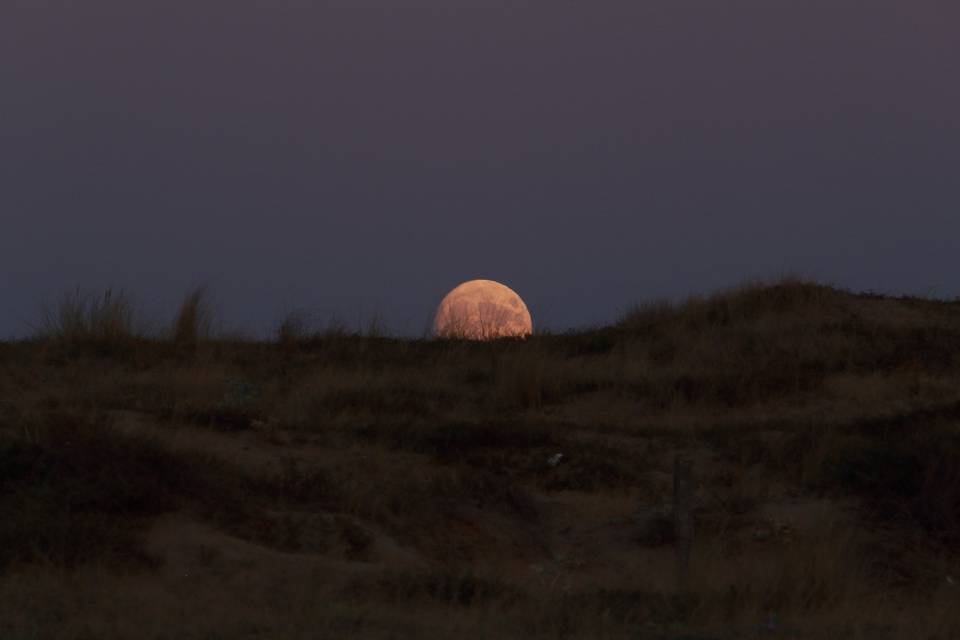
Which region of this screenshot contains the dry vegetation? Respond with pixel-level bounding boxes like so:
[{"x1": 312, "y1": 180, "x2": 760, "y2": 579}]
[{"x1": 3, "y1": 279, "x2": 960, "y2": 638}]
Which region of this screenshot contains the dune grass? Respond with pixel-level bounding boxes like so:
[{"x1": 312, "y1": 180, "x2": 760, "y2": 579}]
[
  {"x1": 36, "y1": 288, "x2": 139, "y2": 357},
  {"x1": 3, "y1": 278, "x2": 960, "y2": 638},
  {"x1": 171, "y1": 285, "x2": 212, "y2": 346}
]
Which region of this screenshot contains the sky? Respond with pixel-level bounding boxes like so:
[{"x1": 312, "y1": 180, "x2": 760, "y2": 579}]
[{"x1": 2, "y1": 1, "x2": 959, "y2": 338}]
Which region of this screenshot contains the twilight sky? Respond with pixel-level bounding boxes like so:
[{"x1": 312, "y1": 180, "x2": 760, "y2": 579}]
[{"x1": 2, "y1": 1, "x2": 959, "y2": 337}]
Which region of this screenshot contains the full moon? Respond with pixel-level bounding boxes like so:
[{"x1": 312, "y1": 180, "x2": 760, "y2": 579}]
[{"x1": 434, "y1": 279, "x2": 533, "y2": 340}]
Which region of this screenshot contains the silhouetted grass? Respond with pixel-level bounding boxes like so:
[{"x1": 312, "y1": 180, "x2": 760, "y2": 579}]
[
  {"x1": 36, "y1": 288, "x2": 139, "y2": 357},
  {"x1": 172, "y1": 285, "x2": 211, "y2": 346},
  {"x1": 276, "y1": 310, "x2": 310, "y2": 346}
]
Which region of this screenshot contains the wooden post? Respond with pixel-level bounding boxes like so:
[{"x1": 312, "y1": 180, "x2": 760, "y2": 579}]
[{"x1": 674, "y1": 454, "x2": 694, "y2": 591}]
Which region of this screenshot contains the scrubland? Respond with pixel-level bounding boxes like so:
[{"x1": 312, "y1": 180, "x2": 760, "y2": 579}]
[{"x1": 3, "y1": 279, "x2": 960, "y2": 638}]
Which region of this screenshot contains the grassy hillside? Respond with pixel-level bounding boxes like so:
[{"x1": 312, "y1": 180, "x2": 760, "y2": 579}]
[{"x1": 3, "y1": 279, "x2": 960, "y2": 638}]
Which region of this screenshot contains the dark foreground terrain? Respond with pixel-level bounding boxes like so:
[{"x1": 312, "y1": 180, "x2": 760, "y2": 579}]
[{"x1": 3, "y1": 280, "x2": 960, "y2": 639}]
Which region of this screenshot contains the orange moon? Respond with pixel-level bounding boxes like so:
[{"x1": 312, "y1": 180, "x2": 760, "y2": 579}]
[{"x1": 434, "y1": 280, "x2": 533, "y2": 340}]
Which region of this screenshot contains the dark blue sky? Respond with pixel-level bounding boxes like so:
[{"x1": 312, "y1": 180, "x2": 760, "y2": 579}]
[{"x1": 2, "y1": 1, "x2": 959, "y2": 337}]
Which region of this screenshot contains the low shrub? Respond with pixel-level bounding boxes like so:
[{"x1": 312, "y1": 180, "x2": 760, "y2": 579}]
[{"x1": 823, "y1": 434, "x2": 960, "y2": 542}]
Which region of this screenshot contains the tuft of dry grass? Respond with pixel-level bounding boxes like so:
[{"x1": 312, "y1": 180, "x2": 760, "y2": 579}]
[
  {"x1": 276, "y1": 310, "x2": 309, "y2": 346},
  {"x1": 37, "y1": 288, "x2": 138, "y2": 354},
  {"x1": 172, "y1": 285, "x2": 212, "y2": 346}
]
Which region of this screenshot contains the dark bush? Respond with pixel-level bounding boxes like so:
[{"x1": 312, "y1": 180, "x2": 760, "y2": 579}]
[
  {"x1": 0, "y1": 412, "x2": 215, "y2": 568},
  {"x1": 823, "y1": 435, "x2": 960, "y2": 541}
]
